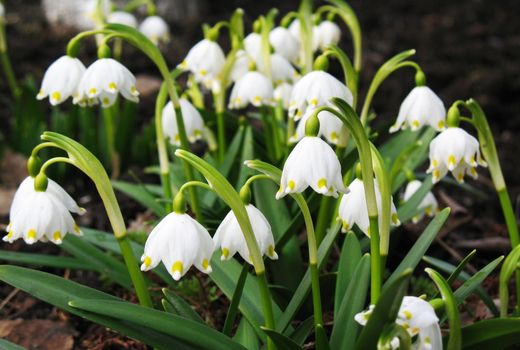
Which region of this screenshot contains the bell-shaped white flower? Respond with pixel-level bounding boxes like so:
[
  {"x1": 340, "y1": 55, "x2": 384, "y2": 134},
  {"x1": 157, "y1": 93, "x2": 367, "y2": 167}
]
[
  {"x1": 107, "y1": 11, "x2": 137, "y2": 28},
  {"x1": 288, "y1": 19, "x2": 320, "y2": 52},
  {"x1": 141, "y1": 212, "x2": 214, "y2": 281},
  {"x1": 427, "y1": 127, "x2": 486, "y2": 184},
  {"x1": 269, "y1": 26, "x2": 300, "y2": 64},
  {"x1": 37, "y1": 55, "x2": 86, "y2": 106},
  {"x1": 179, "y1": 39, "x2": 225, "y2": 89},
  {"x1": 316, "y1": 21, "x2": 341, "y2": 51},
  {"x1": 5, "y1": 176, "x2": 84, "y2": 245},
  {"x1": 230, "y1": 50, "x2": 252, "y2": 83},
  {"x1": 139, "y1": 16, "x2": 169, "y2": 45},
  {"x1": 277, "y1": 136, "x2": 347, "y2": 199},
  {"x1": 244, "y1": 32, "x2": 262, "y2": 64},
  {"x1": 403, "y1": 180, "x2": 438, "y2": 223},
  {"x1": 290, "y1": 108, "x2": 346, "y2": 146},
  {"x1": 338, "y1": 178, "x2": 400, "y2": 236},
  {"x1": 289, "y1": 70, "x2": 353, "y2": 120},
  {"x1": 390, "y1": 86, "x2": 446, "y2": 133},
  {"x1": 229, "y1": 71, "x2": 274, "y2": 109},
  {"x1": 162, "y1": 98, "x2": 205, "y2": 146},
  {"x1": 213, "y1": 204, "x2": 278, "y2": 264},
  {"x1": 274, "y1": 82, "x2": 293, "y2": 109},
  {"x1": 77, "y1": 58, "x2": 139, "y2": 107},
  {"x1": 267, "y1": 54, "x2": 298, "y2": 84}
]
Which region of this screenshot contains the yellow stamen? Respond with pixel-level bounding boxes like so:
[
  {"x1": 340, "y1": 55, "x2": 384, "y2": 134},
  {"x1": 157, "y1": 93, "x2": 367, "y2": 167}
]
[
  {"x1": 391, "y1": 213, "x2": 399, "y2": 225},
  {"x1": 425, "y1": 207, "x2": 433, "y2": 216},
  {"x1": 89, "y1": 87, "x2": 97, "y2": 96},
  {"x1": 179, "y1": 60, "x2": 187, "y2": 69},
  {"x1": 448, "y1": 155, "x2": 456, "y2": 167},
  {"x1": 268, "y1": 245, "x2": 276, "y2": 257},
  {"x1": 432, "y1": 159, "x2": 438, "y2": 167},
  {"x1": 102, "y1": 97, "x2": 110, "y2": 105},
  {"x1": 202, "y1": 258, "x2": 209, "y2": 270},
  {"x1": 403, "y1": 310, "x2": 412, "y2": 320},
  {"x1": 130, "y1": 86, "x2": 138, "y2": 94},
  {"x1": 330, "y1": 132, "x2": 338, "y2": 142},
  {"x1": 342, "y1": 220, "x2": 350, "y2": 232},
  {"x1": 468, "y1": 155, "x2": 476, "y2": 166},
  {"x1": 108, "y1": 82, "x2": 117, "y2": 91},
  {"x1": 287, "y1": 180, "x2": 295, "y2": 190},
  {"x1": 27, "y1": 229, "x2": 37, "y2": 240},
  {"x1": 7, "y1": 231, "x2": 13, "y2": 239},
  {"x1": 171, "y1": 261, "x2": 183, "y2": 275},
  {"x1": 317, "y1": 178, "x2": 327, "y2": 188},
  {"x1": 143, "y1": 256, "x2": 152, "y2": 268},
  {"x1": 194, "y1": 130, "x2": 202, "y2": 137},
  {"x1": 74, "y1": 223, "x2": 80, "y2": 233},
  {"x1": 199, "y1": 68, "x2": 207, "y2": 76},
  {"x1": 222, "y1": 248, "x2": 230, "y2": 259},
  {"x1": 253, "y1": 96, "x2": 262, "y2": 104},
  {"x1": 438, "y1": 120, "x2": 446, "y2": 129},
  {"x1": 309, "y1": 98, "x2": 318, "y2": 106},
  {"x1": 457, "y1": 173, "x2": 464, "y2": 182},
  {"x1": 51, "y1": 91, "x2": 62, "y2": 102},
  {"x1": 433, "y1": 169, "x2": 440, "y2": 180},
  {"x1": 411, "y1": 120, "x2": 420, "y2": 129},
  {"x1": 53, "y1": 231, "x2": 62, "y2": 242}
]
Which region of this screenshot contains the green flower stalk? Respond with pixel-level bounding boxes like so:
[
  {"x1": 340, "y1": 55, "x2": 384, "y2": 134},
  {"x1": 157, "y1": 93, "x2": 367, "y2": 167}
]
[{"x1": 0, "y1": 3, "x2": 20, "y2": 97}]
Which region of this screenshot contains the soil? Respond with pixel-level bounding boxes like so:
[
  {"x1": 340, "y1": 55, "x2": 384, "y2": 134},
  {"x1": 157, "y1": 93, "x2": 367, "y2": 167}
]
[{"x1": 0, "y1": 0, "x2": 519, "y2": 349}]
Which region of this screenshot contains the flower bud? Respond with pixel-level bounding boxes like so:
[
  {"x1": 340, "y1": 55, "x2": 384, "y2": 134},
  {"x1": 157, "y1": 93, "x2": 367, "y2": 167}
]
[{"x1": 27, "y1": 155, "x2": 42, "y2": 177}]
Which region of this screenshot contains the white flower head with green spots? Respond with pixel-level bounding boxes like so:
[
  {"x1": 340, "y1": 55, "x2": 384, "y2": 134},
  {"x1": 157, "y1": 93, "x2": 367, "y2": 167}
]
[
  {"x1": 390, "y1": 86, "x2": 446, "y2": 133},
  {"x1": 139, "y1": 16, "x2": 170, "y2": 44},
  {"x1": 338, "y1": 178, "x2": 400, "y2": 236},
  {"x1": 269, "y1": 26, "x2": 300, "y2": 64},
  {"x1": 178, "y1": 39, "x2": 225, "y2": 90},
  {"x1": 107, "y1": 11, "x2": 138, "y2": 28},
  {"x1": 290, "y1": 108, "x2": 347, "y2": 146},
  {"x1": 37, "y1": 55, "x2": 86, "y2": 106},
  {"x1": 277, "y1": 136, "x2": 348, "y2": 199},
  {"x1": 213, "y1": 204, "x2": 278, "y2": 264},
  {"x1": 228, "y1": 71, "x2": 274, "y2": 109},
  {"x1": 162, "y1": 99, "x2": 205, "y2": 146},
  {"x1": 403, "y1": 180, "x2": 438, "y2": 223},
  {"x1": 5, "y1": 176, "x2": 85, "y2": 245},
  {"x1": 141, "y1": 212, "x2": 214, "y2": 281},
  {"x1": 77, "y1": 58, "x2": 139, "y2": 108},
  {"x1": 427, "y1": 127, "x2": 486, "y2": 184}
]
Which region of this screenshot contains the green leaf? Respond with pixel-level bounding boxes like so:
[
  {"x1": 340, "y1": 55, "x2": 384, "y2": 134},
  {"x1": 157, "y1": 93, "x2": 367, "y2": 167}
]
[
  {"x1": 0, "y1": 250, "x2": 85, "y2": 270},
  {"x1": 0, "y1": 265, "x2": 190, "y2": 349},
  {"x1": 289, "y1": 316, "x2": 314, "y2": 346},
  {"x1": 162, "y1": 288, "x2": 204, "y2": 323},
  {"x1": 112, "y1": 180, "x2": 166, "y2": 216},
  {"x1": 0, "y1": 338, "x2": 25, "y2": 350},
  {"x1": 331, "y1": 254, "x2": 370, "y2": 350},
  {"x1": 384, "y1": 208, "x2": 450, "y2": 290},
  {"x1": 69, "y1": 298, "x2": 246, "y2": 350},
  {"x1": 426, "y1": 268, "x2": 461, "y2": 350},
  {"x1": 237, "y1": 125, "x2": 255, "y2": 188},
  {"x1": 234, "y1": 318, "x2": 260, "y2": 350},
  {"x1": 461, "y1": 318, "x2": 520, "y2": 350},
  {"x1": 334, "y1": 231, "x2": 362, "y2": 315},
  {"x1": 500, "y1": 244, "x2": 520, "y2": 316},
  {"x1": 315, "y1": 324, "x2": 331, "y2": 350},
  {"x1": 354, "y1": 269, "x2": 412, "y2": 350},
  {"x1": 261, "y1": 327, "x2": 302, "y2": 350}
]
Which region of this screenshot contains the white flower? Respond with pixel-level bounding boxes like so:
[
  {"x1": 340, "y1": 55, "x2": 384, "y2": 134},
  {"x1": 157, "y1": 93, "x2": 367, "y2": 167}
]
[
  {"x1": 403, "y1": 180, "x2": 438, "y2": 223},
  {"x1": 288, "y1": 19, "x2": 320, "y2": 52},
  {"x1": 316, "y1": 21, "x2": 341, "y2": 51},
  {"x1": 230, "y1": 50, "x2": 252, "y2": 83},
  {"x1": 141, "y1": 212, "x2": 214, "y2": 281},
  {"x1": 355, "y1": 296, "x2": 442, "y2": 350},
  {"x1": 390, "y1": 86, "x2": 446, "y2": 133},
  {"x1": 274, "y1": 82, "x2": 293, "y2": 109},
  {"x1": 37, "y1": 55, "x2": 86, "y2": 106},
  {"x1": 162, "y1": 98, "x2": 205, "y2": 146},
  {"x1": 427, "y1": 127, "x2": 486, "y2": 184},
  {"x1": 107, "y1": 11, "x2": 138, "y2": 28},
  {"x1": 266, "y1": 54, "x2": 298, "y2": 84},
  {"x1": 244, "y1": 32, "x2": 262, "y2": 64},
  {"x1": 338, "y1": 178, "x2": 400, "y2": 236},
  {"x1": 269, "y1": 26, "x2": 300, "y2": 64},
  {"x1": 228, "y1": 71, "x2": 274, "y2": 109},
  {"x1": 277, "y1": 136, "x2": 347, "y2": 199},
  {"x1": 213, "y1": 204, "x2": 278, "y2": 264},
  {"x1": 290, "y1": 108, "x2": 346, "y2": 146},
  {"x1": 77, "y1": 58, "x2": 139, "y2": 107},
  {"x1": 179, "y1": 39, "x2": 226, "y2": 89},
  {"x1": 289, "y1": 70, "x2": 353, "y2": 120},
  {"x1": 5, "y1": 177, "x2": 84, "y2": 244},
  {"x1": 139, "y1": 16, "x2": 169, "y2": 44}
]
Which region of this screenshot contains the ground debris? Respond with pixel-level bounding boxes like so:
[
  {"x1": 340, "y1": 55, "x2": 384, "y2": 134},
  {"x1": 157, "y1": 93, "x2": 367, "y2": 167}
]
[{"x1": 0, "y1": 318, "x2": 77, "y2": 350}]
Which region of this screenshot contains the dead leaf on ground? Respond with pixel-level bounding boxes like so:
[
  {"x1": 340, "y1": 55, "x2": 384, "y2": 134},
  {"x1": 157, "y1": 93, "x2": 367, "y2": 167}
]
[{"x1": 0, "y1": 318, "x2": 77, "y2": 350}]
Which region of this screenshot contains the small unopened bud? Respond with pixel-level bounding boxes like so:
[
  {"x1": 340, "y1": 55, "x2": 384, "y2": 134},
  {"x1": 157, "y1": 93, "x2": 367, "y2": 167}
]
[
  {"x1": 97, "y1": 44, "x2": 112, "y2": 59},
  {"x1": 27, "y1": 155, "x2": 42, "y2": 178},
  {"x1": 239, "y1": 185, "x2": 251, "y2": 205},
  {"x1": 172, "y1": 192, "x2": 186, "y2": 214},
  {"x1": 34, "y1": 172, "x2": 48, "y2": 192},
  {"x1": 447, "y1": 105, "x2": 460, "y2": 127},
  {"x1": 304, "y1": 112, "x2": 320, "y2": 137},
  {"x1": 313, "y1": 55, "x2": 329, "y2": 71},
  {"x1": 415, "y1": 70, "x2": 427, "y2": 86},
  {"x1": 355, "y1": 163, "x2": 362, "y2": 180}
]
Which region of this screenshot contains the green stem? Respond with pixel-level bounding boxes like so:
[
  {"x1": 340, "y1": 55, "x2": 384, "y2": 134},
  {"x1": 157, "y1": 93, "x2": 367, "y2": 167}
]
[
  {"x1": 298, "y1": 0, "x2": 314, "y2": 74},
  {"x1": 369, "y1": 216, "x2": 381, "y2": 303},
  {"x1": 314, "y1": 196, "x2": 333, "y2": 245},
  {"x1": 260, "y1": 108, "x2": 275, "y2": 161},
  {"x1": 222, "y1": 264, "x2": 249, "y2": 336},
  {"x1": 102, "y1": 106, "x2": 120, "y2": 179},
  {"x1": 213, "y1": 91, "x2": 226, "y2": 164},
  {"x1": 0, "y1": 52, "x2": 19, "y2": 98},
  {"x1": 257, "y1": 271, "x2": 276, "y2": 350},
  {"x1": 269, "y1": 108, "x2": 282, "y2": 161},
  {"x1": 274, "y1": 102, "x2": 287, "y2": 149},
  {"x1": 155, "y1": 83, "x2": 173, "y2": 213}
]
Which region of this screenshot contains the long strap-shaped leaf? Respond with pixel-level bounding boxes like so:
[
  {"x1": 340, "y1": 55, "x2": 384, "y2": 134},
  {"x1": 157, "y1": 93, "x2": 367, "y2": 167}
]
[{"x1": 461, "y1": 318, "x2": 520, "y2": 350}]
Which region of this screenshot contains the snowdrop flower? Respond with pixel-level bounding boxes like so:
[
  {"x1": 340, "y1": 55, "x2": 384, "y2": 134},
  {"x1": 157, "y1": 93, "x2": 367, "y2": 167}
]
[
  {"x1": 162, "y1": 99, "x2": 205, "y2": 146},
  {"x1": 274, "y1": 82, "x2": 293, "y2": 109},
  {"x1": 338, "y1": 178, "x2": 400, "y2": 236},
  {"x1": 290, "y1": 108, "x2": 346, "y2": 146},
  {"x1": 289, "y1": 70, "x2": 353, "y2": 120},
  {"x1": 355, "y1": 297, "x2": 442, "y2": 350},
  {"x1": 403, "y1": 180, "x2": 438, "y2": 223},
  {"x1": 179, "y1": 39, "x2": 225, "y2": 89},
  {"x1": 141, "y1": 212, "x2": 214, "y2": 281},
  {"x1": 229, "y1": 71, "x2": 274, "y2": 109},
  {"x1": 244, "y1": 32, "x2": 262, "y2": 64},
  {"x1": 5, "y1": 176, "x2": 84, "y2": 245},
  {"x1": 139, "y1": 16, "x2": 170, "y2": 45},
  {"x1": 316, "y1": 21, "x2": 341, "y2": 51},
  {"x1": 288, "y1": 19, "x2": 320, "y2": 52},
  {"x1": 214, "y1": 205, "x2": 278, "y2": 264},
  {"x1": 269, "y1": 26, "x2": 300, "y2": 64},
  {"x1": 230, "y1": 50, "x2": 252, "y2": 83},
  {"x1": 427, "y1": 127, "x2": 486, "y2": 183},
  {"x1": 267, "y1": 54, "x2": 298, "y2": 84},
  {"x1": 277, "y1": 136, "x2": 347, "y2": 199},
  {"x1": 77, "y1": 58, "x2": 139, "y2": 107},
  {"x1": 107, "y1": 11, "x2": 138, "y2": 28},
  {"x1": 37, "y1": 55, "x2": 86, "y2": 106},
  {"x1": 390, "y1": 86, "x2": 446, "y2": 133}
]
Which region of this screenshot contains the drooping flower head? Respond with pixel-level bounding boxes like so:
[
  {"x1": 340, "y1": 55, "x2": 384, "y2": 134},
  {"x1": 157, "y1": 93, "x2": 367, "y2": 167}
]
[
  {"x1": 5, "y1": 176, "x2": 85, "y2": 245},
  {"x1": 107, "y1": 11, "x2": 138, "y2": 28},
  {"x1": 139, "y1": 16, "x2": 170, "y2": 45},
  {"x1": 390, "y1": 86, "x2": 446, "y2": 133},
  {"x1": 427, "y1": 127, "x2": 486, "y2": 183},
  {"x1": 290, "y1": 108, "x2": 346, "y2": 146},
  {"x1": 315, "y1": 20, "x2": 341, "y2": 51},
  {"x1": 228, "y1": 71, "x2": 274, "y2": 109},
  {"x1": 141, "y1": 212, "x2": 214, "y2": 281},
  {"x1": 162, "y1": 98, "x2": 205, "y2": 146},
  {"x1": 338, "y1": 178, "x2": 400, "y2": 236},
  {"x1": 37, "y1": 55, "x2": 86, "y2": 106},
  {"x1": 213, "y1": 204, "x2": 278, "y2": 264},
  {"x1": 179, "y1": 39, "x2": 226, "y2": 90},
  {"x1": 403, "y1": 180, "x2": 438, "y2": 223},
  {"x1": 244, "y1": 32, "x2": 262, "y2": 65},
  {"x1": 263, "y1": 53, "x2": 298, "y2": 85},
  {"x1": 269, "y1": 26, "x2": 300, "y2": 64},
  {"x1": 230, "y1": 50, "x2": 252, "y2": 83},
  {"x1": 77, "y1": 58, "x2": 139, "y2": 107}
]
